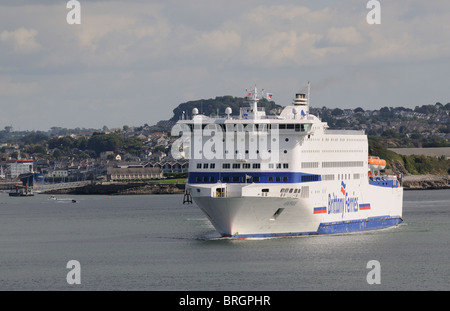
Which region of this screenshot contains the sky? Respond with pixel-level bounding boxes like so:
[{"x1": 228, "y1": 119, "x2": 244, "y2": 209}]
[{"x1": 1, "y1": 0, "x2": 450, "y2": 131}]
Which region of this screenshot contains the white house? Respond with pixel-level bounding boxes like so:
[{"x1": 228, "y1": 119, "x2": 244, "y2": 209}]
[{"x1": 6, "y1": 159, "x2": 34, "y2": 179}]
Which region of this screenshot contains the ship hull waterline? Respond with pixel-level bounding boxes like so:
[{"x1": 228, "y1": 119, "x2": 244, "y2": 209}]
[{"x1": 193, "y1": 196, "x2": 403, "y2": 239}]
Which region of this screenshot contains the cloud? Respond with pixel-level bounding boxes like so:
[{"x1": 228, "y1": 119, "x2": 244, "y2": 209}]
[
  {"x1": 196, "y1": 30, "x2": 242, "y2": 55},
  {"x1": 247, "y1": 5, "x2": 330, "y2": 25},
  {"x1": 0, "y1": 77, "x2": 38, "y2": 96},
  {"x1": 321, "y1": 27, "x2": 363, "y2": 47},
  {"x1": 242, "y1": 30, "x2": 322, "y2": 67},
  {"x1": 0, "y1": 27, "x2": 41, "y2": 53},
  {"x1": 0, "y1": 1, "x2": 450, "y2": 130},
  {"x1": 74, "y1": 15, "x2": 136, "y2": 51}
]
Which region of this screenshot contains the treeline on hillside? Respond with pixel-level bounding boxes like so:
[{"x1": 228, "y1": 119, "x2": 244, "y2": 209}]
[
  {"x1": 7, "y1": 132, "x2": 144, "y2": 160},
  {"x1": 312, "y1": 102, "x2": 450, "y2": 148},
  {"x1": 369, "y1": 138, "x2": 449, "y2": 175}
]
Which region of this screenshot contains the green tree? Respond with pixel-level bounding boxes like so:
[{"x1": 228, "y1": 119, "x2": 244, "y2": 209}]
[
  {"x1": 87, "y1": 132, "x2": 122, "y2": 156},
  {"x1": 21, "y1": 132, "x2": 49, "y2": 145},
  {"x1": 77, "y1": 136, "x2": 89, "y2": 150},
  {"x1": 25, "y1": 144, "x2": 47, "y2": 156},
  {"x1": 52, "y1": 149, "x2": 63, "y2": 159},
  {"x1": 48, "y1": 136, "x2": 75, "y2": 151},
  {"x1": 331, "y1": 108, "x2": 343, "y2": 116}
]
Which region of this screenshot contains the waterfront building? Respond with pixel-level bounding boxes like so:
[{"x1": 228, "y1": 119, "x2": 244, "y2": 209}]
[{"x1": 6, "y1": 159, "x2": 34, "y2": 179}]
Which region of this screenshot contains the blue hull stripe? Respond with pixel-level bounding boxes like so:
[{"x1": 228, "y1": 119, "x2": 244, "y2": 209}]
[
  {"x1": 369, "y1": 179, "x2": 400, "y2": 188},
  {"x1": 189, "y1": 172, "x2": 321, "y2": 184},
  {"x1": 226, "y1": 216, "x2": 403, "y2": 239}
]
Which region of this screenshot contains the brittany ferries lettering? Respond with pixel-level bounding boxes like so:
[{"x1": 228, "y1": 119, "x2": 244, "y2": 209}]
[{"x1": 174, "y1": 83, "x2": 403, "y2": 238}]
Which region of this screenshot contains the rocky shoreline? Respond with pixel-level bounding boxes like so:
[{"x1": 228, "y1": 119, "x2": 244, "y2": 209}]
[
  {"x1": 38, "y1": 174, "x2": 450, "y2": 195},
  {"x1": 401, "y1": 175, "x2": 449, "y2": 190}
]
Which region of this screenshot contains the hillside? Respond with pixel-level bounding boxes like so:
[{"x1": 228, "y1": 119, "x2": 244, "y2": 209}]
[
  {"x1": 368, "y1": 138, "x2": 449, "y2": 175},
  {"x1": 311, "y1": 103, "x2": 450, "y2": 148}
]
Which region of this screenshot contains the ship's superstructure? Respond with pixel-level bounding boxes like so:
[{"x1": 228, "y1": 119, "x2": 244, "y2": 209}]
[{"x1": 174, "y1": 85, "x2": 403, "y2": 238}]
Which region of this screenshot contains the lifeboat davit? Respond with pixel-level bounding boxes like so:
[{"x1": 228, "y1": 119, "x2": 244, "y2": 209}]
[{"x1": 368, "y1": 156, "x2": 386, "y2": 170}]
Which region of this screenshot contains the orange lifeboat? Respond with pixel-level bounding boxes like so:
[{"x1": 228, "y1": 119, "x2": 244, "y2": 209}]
[{"x1": 368, "y1": 156, "x2": 386, "y2": 170}]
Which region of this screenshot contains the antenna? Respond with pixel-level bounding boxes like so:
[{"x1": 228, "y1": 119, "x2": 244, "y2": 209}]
[{"x1": 307, "y1": 81, "x2": 311, "y2": 108}]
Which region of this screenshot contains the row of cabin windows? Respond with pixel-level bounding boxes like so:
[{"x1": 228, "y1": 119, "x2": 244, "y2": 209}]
[
  {"x1": 281, "y1": 188, "x2": 300, "y2": 194},
  {"x1": 196, "y1": 161, "x2": 364, "y2": 171},
  {"x1": 280, "y1": 186, "x2": 309, "y2": 198},
  {"x1": 195, "y1": 176, "x2": 261, "y2": 183},
  {"x1": 197, "y1": 163, "x2": 216, "y2": 169},
  {"x1": 195, "y1": 176, "x2": 287, "y2": 183},
  {"x1": 269, "y1": 176, "x2": 289, "y2": 182},
  {"x1": 322, "y1": 173, "x2": 362, "y2": 181},
  {"x1": 196, "y1": 163, "x2": 289, "y2": 169},
  {"x1": 301, "y1": 161, "x2": 365, "y2": 169},
  {"x1": 193, "y1": 174, "x2": 320, "y2": 183},
  {"x1": 186, "y1": 123, "x2": 308, "y2": 132},
  {"x1": 322, "y1": 161, "x2": 364, "y2": 168}
]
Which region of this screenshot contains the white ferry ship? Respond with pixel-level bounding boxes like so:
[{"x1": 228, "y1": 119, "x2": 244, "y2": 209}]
[{"x1": 175, "y1": 85, "x2": 403, "y2": 238}]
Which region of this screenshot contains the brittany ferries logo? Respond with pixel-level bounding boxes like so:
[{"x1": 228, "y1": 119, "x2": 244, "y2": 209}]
[
  {"x1": 326, "y1": 182, "x2": 360, "y2": 217},
  {"x1": 313, "y1": 182, "x2": 372, "y2": 216},
  {"x1": 340, "y1": 181, "x2": 346, "y2": 196}
]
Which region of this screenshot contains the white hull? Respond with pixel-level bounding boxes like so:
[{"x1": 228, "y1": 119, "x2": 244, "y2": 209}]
[{"x1": 190, "y1": 181, "x2": 403, "y2": 238}]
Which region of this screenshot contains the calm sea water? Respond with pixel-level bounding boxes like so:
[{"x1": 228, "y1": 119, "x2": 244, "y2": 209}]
[{"x1": 0, "y1": 190, "x2": 448, "y2": 291}]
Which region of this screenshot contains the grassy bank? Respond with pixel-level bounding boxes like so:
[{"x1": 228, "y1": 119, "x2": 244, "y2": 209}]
[
  {"x1": 149, "y1": 178, "x2": 187, "y2": 184},
  {"x1": 369, "y1": 138, "x2": 450, "y2": 175}
]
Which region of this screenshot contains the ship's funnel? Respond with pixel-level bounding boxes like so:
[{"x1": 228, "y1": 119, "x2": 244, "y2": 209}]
[{"x1": 293, "y1": 93, "x2": 307, "y2": 105}]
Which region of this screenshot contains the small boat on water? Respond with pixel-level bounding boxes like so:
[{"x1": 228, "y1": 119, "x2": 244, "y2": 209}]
[{"x1": 48, "y1": 195, "x2": 78, "y2": 203}]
